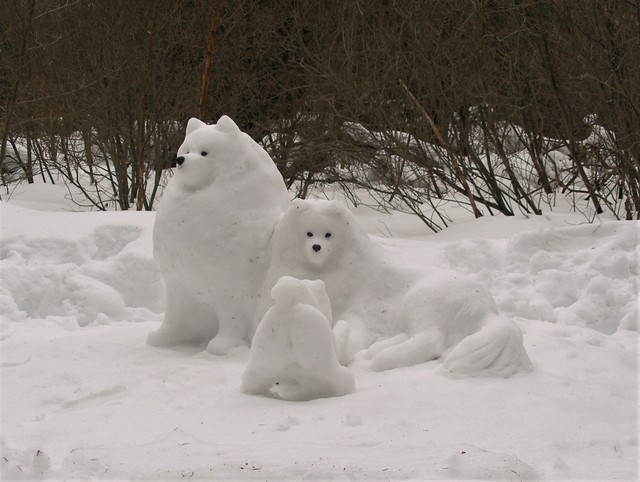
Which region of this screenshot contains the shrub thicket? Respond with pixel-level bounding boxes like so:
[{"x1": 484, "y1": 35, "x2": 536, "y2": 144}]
[{"x1": 2, "y1": 0, "x2": 638, "y2": 224}]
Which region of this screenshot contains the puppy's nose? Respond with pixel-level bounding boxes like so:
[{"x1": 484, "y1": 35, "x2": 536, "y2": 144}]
[
  {"x1": 175, "y1": 156, "x2": 185, "y2": 166},
  {"x1": 312, "y1": 244, "x2": 321, "y2": 252}
]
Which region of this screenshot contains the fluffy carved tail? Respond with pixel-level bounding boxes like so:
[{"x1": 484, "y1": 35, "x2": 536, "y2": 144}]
[{"x1": 442, "y1": 315, "x2": 533, "y2": 377}]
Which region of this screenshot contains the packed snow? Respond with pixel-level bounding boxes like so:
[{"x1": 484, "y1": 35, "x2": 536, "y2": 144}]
[{"x1": 1, "y1": 130, "x2": 639, "y2": 479}]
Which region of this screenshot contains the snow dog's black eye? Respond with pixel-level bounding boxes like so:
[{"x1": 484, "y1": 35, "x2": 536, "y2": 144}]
[
  {"x1": 307, "y1": 232, "x2": 313, "y2": 237},
  {"x1": 325, "y1": 233, "x2": 332, "y2": 238},
  {"x1": 201, "y1": 151, "x2": 208, "y2": 156}
]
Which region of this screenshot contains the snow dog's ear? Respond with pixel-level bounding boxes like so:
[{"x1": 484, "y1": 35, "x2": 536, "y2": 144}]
[
  {"x1": 327, "y1": 199, "x2": 348, "y2": 217},
  {"x1": 186, "y1": 117, "x2": 207, "y2": 136},
  {"x1": 291, "y1": 198, "x2": 312, "y2": 213},
  {"x1": 216, "y1": 115, "x2": 240, "y2": 134}
]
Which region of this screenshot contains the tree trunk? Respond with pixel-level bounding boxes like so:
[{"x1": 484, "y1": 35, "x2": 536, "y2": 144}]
[
  {"x1": 196, "y1": 0, "x2": 223, "y2": 120},
  {"x1": 136, "y1": 0, "x2": 159, "y2": 211}
]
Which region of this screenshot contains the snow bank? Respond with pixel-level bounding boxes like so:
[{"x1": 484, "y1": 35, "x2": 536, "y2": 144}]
[
  {"x1": 1, "y1": 203, "x2": 162, "y2": 328},
  {"x1": 443, "y1": 220, "x2": 638, "y2": 334}
]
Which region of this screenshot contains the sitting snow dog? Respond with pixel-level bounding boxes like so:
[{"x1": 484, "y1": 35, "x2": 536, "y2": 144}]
[
  {"x1": 258, "y1": 199, "x2": 532, "y2": 376},
  {"x1": 243, "y1": 276, "x2": 355, "y2": 401},
  {"x1": 148, "y1": 116, "x2": 289, "y2": 355}
]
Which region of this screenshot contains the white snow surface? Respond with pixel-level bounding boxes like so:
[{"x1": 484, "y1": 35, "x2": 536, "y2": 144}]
[{"x1": 1, "y1": 183, "x2": 638, "y2": 480}]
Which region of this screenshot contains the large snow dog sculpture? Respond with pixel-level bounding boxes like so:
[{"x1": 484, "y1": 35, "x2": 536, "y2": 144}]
[
  {"x1": 243, "y1": 276, "x2": 355, "y2": 401},
  {"x1": 149, "y1": 116, "x2": 290, "y2": 354},
  {"x1": 259, "y1": 199, "x2": 532, "y2": 376}
]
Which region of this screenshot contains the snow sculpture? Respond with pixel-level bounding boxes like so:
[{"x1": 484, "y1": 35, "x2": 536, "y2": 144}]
[
  {"x1": 148, "y1": 116, "x2": 290, "y2": 354},
  {"x1": 243, "y1": 276, "x2": 355, "y2": 400},
  {"x1": 260, "y1": 199, "x2": 532, "y2": 376}
]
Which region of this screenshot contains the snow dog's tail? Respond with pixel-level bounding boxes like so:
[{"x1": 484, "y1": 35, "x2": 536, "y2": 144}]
[{"x1": 442, "y1": 315, "x2": 533, "y2": 377}]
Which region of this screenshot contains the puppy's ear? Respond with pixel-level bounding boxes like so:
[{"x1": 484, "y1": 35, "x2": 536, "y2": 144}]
[
  {"x1": 304, "y1": 279, "x2": 332, "y2": 323},
  {"x1": 186, "y1": 117, "x2": 207, "y2": 136},
  {"x1": 306, "y1": 278, "x2": 326, "y2": 292},
  {"x1": 270, "y1": 275, "x2": 300, "y2": 304}
]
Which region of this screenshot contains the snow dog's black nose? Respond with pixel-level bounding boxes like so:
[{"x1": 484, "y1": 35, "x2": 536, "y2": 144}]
[
  {"x1": 312, "y1": 244, "x2": 321, "y2": 252},
  {"x1": 176, "y1": 156, "x2": 185, "y2": 166}
]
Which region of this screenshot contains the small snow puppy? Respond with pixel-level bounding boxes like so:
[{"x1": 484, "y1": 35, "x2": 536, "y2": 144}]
[
  {"x1": 260, "y1": 199, "x2": 532, "y2": 376},
  {"x1": 243, "y1": 276, "x2": 355, "y2": 401},
  {"x1": 148, "y1": 116, "x2": 290, "y2": 354}
]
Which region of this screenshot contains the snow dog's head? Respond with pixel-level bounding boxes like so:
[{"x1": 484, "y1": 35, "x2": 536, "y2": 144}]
[
  {"x1": 271, "y1": 199, "x2": 373, "y2": 272},
  {"x1": 270, "y1": 276, "x2": 332, "y2": 324},
  {"x1": 173, "y1": 115, "x2": 261, "y2": 192}
]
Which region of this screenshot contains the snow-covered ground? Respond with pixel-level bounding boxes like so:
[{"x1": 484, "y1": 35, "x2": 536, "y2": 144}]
[{"x1": 1, "y1": 183, "x2": 638, "y2": 480}]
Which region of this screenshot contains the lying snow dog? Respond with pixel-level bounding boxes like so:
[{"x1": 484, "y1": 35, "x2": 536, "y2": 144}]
[
  {"x1": 148, "y1": 116, "x2": 289, "y2": 354},
  {"x1": 259, "y1": 199, "x2": 532, "y2": 376},
  {"x1": 243, "y1": 276, "x2": 355, "y2": 401}
]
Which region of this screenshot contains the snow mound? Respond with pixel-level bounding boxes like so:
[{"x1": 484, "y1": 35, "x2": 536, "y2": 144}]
[
  {"x1": 0, "y1": 204, "x2": 162, "y2": 328},
  {"x1": 444, "y1": 221, "x2": 638, "y2": 334}
]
